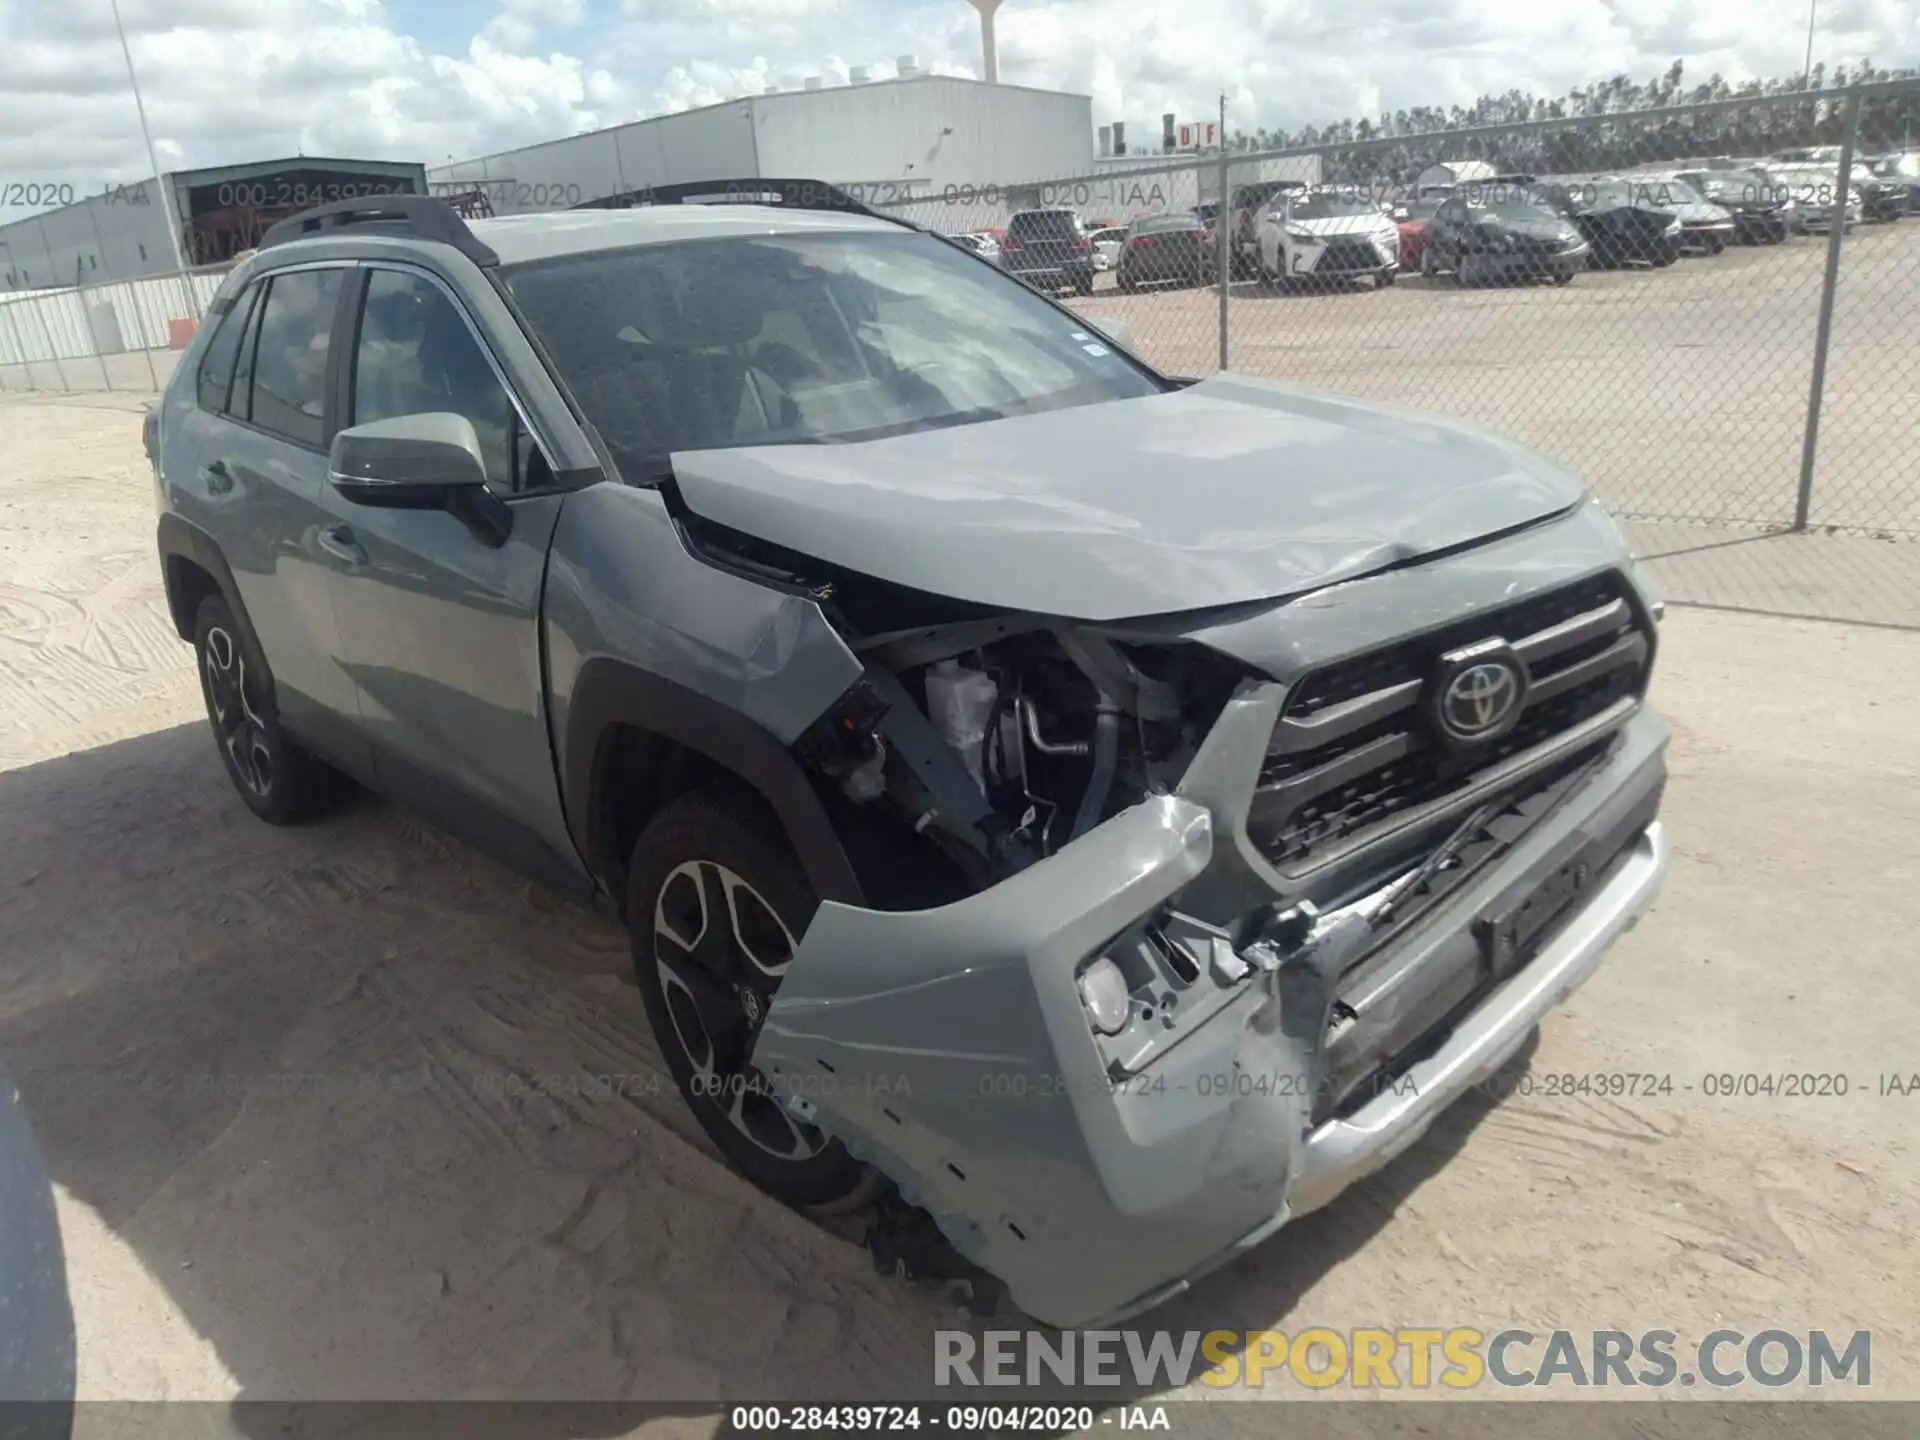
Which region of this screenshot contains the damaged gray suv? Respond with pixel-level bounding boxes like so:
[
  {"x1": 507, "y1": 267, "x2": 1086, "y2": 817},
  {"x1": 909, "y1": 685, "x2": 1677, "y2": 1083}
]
[{"x1": 149, "y1": 184, "x2": 1670, "y2": 1329}]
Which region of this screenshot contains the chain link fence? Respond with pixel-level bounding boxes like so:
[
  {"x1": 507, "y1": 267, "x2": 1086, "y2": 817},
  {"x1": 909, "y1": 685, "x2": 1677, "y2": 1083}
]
[
  {"x1": 871, "y1": 80, "x2": 1920, "y2": 626},
  {"x1": 1, "y1": 83, "x2": 1914, "y2": 624}
]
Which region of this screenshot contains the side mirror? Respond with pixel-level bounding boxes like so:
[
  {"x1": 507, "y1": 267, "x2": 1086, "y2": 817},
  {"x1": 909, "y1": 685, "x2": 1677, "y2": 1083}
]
[
  {"x1": 329, "y1": 412, "x2": 489, "y2": 506},
  {"x1": 1083, "y1": 316, "x2": 1135, "y2": 351},
  {"x1": 328, "y1": 412, "x2": 511, "y2": 546}
]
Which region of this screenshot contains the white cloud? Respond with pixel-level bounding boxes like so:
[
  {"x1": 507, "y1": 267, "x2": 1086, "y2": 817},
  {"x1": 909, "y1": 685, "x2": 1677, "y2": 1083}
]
[{"x1": 0, "y1": 0, "x2": 1914, "y2": 217}]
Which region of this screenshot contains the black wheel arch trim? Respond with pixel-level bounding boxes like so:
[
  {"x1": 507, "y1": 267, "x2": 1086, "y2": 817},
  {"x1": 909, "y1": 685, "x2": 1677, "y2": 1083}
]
[
  {"x1": 156, "y1": 513, "x2": 268, "y2": 680},
  {"x1": 564, "y1": 658, "x2": 867, "y2": 911}
]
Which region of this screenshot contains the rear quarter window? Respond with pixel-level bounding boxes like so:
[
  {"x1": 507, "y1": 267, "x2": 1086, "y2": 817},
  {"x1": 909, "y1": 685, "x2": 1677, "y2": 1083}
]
[{"x1": 194, "y1": 281, "x2": 262, "y2": 414}]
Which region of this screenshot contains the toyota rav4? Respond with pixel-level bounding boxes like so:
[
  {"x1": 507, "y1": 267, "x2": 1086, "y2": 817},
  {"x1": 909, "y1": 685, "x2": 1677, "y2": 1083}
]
[{"x1": 148, "y1": 183, "x2": 1670, "y2": 1329}]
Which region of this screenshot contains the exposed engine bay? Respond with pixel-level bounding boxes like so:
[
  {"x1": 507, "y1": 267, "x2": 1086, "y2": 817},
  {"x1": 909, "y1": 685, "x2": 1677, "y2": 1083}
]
[
  {"x1": 798, "y1": 615, "x2": 1249, "y2": 897},
  {"x1": 677, "y1": 505, "x2": 1250, "y2": 902}
]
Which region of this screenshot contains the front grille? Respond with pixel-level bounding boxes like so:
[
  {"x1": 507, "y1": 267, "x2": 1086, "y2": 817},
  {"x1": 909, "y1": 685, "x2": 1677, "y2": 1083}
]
[
  {"x1": 1249, "y1": 572, "x2": 1651, "y2": 870},
  {"x1": 1318, "y1": 240, "x2": 1378, "y2": 272}
]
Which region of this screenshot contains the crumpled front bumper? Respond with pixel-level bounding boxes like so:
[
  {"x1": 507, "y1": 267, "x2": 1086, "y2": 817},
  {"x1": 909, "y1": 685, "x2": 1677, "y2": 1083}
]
[{"x1": 752, "y1": 699, "x2": 1669, "y2": 1330}]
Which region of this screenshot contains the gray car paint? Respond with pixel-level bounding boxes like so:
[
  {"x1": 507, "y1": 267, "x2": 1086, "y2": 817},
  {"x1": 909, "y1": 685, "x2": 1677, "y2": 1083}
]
[
  {"x1": 543, "y1": 480, "x2": 864, "y2": 759},
  {"x1": 666, "y1": 371, "x2": 1589, "y2": 622},
  {"x1": 752, "y1": 704, "x2": 1669, "y2": 1330},
  {"x1": 159, "y1": 203, "x2": 1669, "y2": 1336},
  {"x1": 749, "y1": 493, "x2": 1664, "y2": 1327}
]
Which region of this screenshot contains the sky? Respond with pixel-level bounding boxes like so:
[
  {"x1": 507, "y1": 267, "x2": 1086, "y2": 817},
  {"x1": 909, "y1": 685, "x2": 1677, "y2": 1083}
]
[{"x1": 0, "y1": 0, "x2": 1916, "y2": 211}]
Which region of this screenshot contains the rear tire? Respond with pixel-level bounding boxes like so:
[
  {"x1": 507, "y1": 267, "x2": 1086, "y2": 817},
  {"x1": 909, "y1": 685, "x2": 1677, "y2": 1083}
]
[
  {"x1": 192, "y1": 594, "x2": 342, "y2": 825},
  {"x1": 628, "y1": 787, "x2": 882, "y2": 1215},
  {"x1": 1375, "y1": 267, "x2": 1396, "y2": 288}
]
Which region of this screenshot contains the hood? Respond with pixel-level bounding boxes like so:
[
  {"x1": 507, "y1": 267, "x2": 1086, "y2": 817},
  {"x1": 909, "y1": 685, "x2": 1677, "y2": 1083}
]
[
  {"x1": 1279, "y1": 213, "x2": 1395, "y2": 239},
  {"x1": 668, "y1": 373, "x2": 1588, "y2": 621}
]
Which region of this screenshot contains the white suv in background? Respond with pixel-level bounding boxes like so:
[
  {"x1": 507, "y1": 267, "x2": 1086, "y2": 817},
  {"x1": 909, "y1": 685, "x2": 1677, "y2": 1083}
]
[{"x1": 1258, "y1": 187, "x2": 1401, "y2": 290}]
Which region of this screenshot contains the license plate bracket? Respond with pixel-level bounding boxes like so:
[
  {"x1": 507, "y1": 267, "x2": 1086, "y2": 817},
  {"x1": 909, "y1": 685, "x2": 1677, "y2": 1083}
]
[{"x1": 1474, "y1": 843, "x2": 1595, "y2": 980}]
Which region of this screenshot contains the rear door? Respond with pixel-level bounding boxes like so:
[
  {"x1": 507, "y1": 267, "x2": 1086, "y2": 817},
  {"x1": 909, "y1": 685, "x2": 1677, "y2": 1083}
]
[
  {"x1": 315, "y1": 260, "x2": 582, "y2": 887},
  {"x1": 160, "y1": 263, "x2": 366, "y2": 766}
]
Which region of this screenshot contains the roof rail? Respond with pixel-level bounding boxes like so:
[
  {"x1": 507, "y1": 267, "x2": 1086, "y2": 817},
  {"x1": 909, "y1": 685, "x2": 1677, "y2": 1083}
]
[
  {"x1": 572, "y1": 176, "x2": 925, "y2": 233},
  {"x1": 257, "y1": 193, "x2": 500, "y2": 267}
]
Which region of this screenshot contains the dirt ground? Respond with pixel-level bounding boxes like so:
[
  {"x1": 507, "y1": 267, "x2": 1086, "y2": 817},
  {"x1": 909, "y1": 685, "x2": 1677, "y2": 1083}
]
[{"x1": 2, "y1": 392, "x2": 1917, "y2": 1426}]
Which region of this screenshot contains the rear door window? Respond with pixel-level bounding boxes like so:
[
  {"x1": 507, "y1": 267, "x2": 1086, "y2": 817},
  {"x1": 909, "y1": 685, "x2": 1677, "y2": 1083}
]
[{"x1": 241, "y1": 268, "x2": 345, "y2": 448}]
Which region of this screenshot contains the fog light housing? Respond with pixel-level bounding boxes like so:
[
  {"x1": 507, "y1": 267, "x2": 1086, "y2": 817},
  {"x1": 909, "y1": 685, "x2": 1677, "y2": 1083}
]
[{"x1": 1078, "y1": 957, "x2": 1132, "y2": 1036}]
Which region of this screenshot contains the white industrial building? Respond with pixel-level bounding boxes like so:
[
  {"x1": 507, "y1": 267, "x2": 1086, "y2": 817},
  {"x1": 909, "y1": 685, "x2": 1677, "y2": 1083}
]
[{"x1": 426, "y1": 68, "x2": 1097, "y2": 221}]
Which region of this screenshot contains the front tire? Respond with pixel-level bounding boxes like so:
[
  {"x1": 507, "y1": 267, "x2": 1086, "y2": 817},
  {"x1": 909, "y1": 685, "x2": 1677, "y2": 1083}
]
[
  {"x1": 628, "y1": 787, "x2": 880, "y2": 1214},
  {"x1": 192, "y1": 594, "x2": 340, "y2": 824}
]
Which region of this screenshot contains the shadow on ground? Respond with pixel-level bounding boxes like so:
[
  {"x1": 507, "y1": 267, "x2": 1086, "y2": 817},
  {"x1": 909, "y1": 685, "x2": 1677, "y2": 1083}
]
[{"x1": 0, "y1": 724, "x2": 1515, "y2": 1437}]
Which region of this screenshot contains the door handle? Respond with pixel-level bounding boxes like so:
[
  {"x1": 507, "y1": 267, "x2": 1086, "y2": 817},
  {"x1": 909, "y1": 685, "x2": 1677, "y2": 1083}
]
[
  {"x1": 200, "y1": 462, "x2": 233, "y2": 495},
  {"x1": 317, "y1": 524, "x2": 367, "y2": 566}
]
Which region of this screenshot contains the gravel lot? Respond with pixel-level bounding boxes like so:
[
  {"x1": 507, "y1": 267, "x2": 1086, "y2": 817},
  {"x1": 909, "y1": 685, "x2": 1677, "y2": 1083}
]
[{"x1": 2, "y1": 392, "x2": 1918, "y2": 1425}]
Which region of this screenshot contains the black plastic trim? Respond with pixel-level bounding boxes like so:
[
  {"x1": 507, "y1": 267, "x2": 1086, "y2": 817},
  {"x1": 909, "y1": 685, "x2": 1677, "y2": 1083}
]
[
  {"x1": 258, "y1": 194, "x2": 500, "y2": 267},
  {"x1": 563, "y1": 658, "x2": 867, "y2": 909}
]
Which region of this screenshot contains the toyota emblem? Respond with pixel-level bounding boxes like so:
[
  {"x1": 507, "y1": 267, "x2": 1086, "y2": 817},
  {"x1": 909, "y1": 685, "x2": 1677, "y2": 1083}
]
[{"x1": 1440, "y1": 658, "x2": 1523, "y2": 739}]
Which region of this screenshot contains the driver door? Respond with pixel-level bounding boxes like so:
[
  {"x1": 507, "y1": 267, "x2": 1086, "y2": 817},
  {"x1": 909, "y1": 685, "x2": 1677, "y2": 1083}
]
[{"x1": 315, "y1": 262, "x2": 583, "y2": 889}]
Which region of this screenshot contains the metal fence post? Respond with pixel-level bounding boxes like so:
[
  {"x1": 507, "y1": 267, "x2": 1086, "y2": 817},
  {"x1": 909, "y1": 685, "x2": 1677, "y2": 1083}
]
[
  {"x1": 1216, "y1": 101, "x2": 1230, "y2": 372},
  {"x1": 19, "y1": 293, "x2": 70, "y2": 393},
  {"x1": 0, "y1": 302, "x2": 26, "y2": 391},
  {"x1": 1794, "y1": 83, "x2": 1863, "y2": 531}
]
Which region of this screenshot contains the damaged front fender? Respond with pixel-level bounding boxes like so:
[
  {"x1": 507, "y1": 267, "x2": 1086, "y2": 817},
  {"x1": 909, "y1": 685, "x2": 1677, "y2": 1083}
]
[{"x1": 749, "y1": 790, "x2": 1326, "y2": 1329}]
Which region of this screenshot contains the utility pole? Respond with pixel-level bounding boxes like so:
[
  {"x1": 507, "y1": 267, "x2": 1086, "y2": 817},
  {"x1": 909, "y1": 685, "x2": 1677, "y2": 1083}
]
[
  {"x1": 1803, "y1": 0, "x2": 1817, "y2": 86},
  {"x1": 109, "y1": 0, "x2": 191, "y2": 279}
]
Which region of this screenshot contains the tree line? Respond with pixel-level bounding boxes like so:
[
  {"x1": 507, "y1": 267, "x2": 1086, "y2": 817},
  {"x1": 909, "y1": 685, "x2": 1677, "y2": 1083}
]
[{"x1": 1227, "y1": 60, "x2": 1920, "y2": 179}]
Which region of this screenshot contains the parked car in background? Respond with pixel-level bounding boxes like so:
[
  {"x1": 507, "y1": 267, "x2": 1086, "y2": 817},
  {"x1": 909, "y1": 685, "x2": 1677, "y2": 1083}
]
[
  {"x1": 1087, "y1": 226, "x2": 1127, "y2": 271},
  {"x1": 1751, "y1": 163, "x2": 1863, "y2": 232},
  {"x1": 1534, "y1": 179, "x2": 1683, "y2": 268},
  {"x1": 1421, "y1": 184, "x2": 1589, "y2": 284},
  {"x1": 1865, "y1": 151, "x2": 1920, "y2": 213},
  {"x1": 1868, "y1": 151, "x2": 1920, "y2": 214},
  {"x1": 947, "y1": 232, "x2": 1001, "y2": 263},
  {"x1": 1670, "y1": 169, "x2": 1793, "y2": 244},
  {"x1": 1851, "y1": 172, "x2": 1910, "y2": 223},
  {"x1": 1390, "y1": 194, "x2": 1445, "y2": 272},
  {"x1": 999, "y1": 208, "x2": 1097, "y2": 295},
  {"x1": 1114, "y1": 212, "x2": 1215, "y2": 292},
  {"x1": 1256, "y1": 187, "x2": 1400, "y2": 289},
  {"x1": 1620, "y1": 176, "x2": 1738, "y2": 254},
  {"x1": 1224, "y1": 180, "x2": 1308, "y2": 278}
]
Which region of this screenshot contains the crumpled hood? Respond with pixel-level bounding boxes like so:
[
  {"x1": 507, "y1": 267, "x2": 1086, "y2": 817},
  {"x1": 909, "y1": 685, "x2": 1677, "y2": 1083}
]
[{"x1": 668, "y1": 372, "x2": 1588, "y2": 621}]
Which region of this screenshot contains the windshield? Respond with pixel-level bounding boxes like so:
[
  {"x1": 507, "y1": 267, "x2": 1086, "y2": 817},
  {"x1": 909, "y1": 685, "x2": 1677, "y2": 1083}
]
[
  {"x1": 1287, "y1": 191, "x2": 1380, "y2": 221},
  {"x1": 503, "y1": 231, "x2": 1162, "y2": 477}
]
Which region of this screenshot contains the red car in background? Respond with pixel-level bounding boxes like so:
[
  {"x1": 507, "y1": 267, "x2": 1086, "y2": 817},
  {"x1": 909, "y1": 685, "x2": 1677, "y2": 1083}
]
[{"x1": 1393, "y1": 194, "x2": 1447, "y2": 271}]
